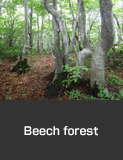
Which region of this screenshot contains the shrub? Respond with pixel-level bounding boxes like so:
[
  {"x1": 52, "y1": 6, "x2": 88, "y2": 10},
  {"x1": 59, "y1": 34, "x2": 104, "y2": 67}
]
[{"x1": 0, "y1": 47, "x2": 20, "y2": 61}]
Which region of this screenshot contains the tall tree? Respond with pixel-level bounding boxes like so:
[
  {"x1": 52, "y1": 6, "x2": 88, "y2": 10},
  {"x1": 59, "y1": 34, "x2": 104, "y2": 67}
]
[
  {"x1": 37, "y1": 13, "x2": 39, "y2": 53},
  {"x1": 39, "y1": 15, "x2": 44, "y2": 54},
  {"x1": 10, "y1": 0, "x2": 30, "y2": 72},
  {"x1": 29, "y1": 4, "x2": 33, "y2": 54},
  {"x1": 90, "y1": 0, "x2": 115, "y2": 88},
  {"x1": 63, "y1": 0, "x2": 115, "y2": 89},
  {"x1": 79, "y1": 0, "x2": 90, "y2": 49},
  {"x1": 42, "y1": 0, "x2": 70, "y2": 66},
  {"x1": 52, "y1": 0, "x2": 63, "y2": 82},
  {"x1": 71, "y1": 0, "x2": 92, "y2": 78}
]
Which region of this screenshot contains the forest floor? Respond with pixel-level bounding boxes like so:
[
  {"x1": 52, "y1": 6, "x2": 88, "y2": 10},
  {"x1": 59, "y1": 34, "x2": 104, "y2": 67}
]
[{"x1": 0, "y1": 53, "x2": 123, "y2": 100}]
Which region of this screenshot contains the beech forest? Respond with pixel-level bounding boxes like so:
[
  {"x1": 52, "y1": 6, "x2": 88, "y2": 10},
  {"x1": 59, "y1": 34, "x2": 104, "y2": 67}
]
[{"x1": 0, "y1": 0, "x2": 123, "y2": 100}]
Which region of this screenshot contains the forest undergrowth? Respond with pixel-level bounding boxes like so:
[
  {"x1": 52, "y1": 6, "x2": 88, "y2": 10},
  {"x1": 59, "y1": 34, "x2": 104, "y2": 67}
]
[{"x1": 0, "y1": 53, "x2": 123, "y2": 100}]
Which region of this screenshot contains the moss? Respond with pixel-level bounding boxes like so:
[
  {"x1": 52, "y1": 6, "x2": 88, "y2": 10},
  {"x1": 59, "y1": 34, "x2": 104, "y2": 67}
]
[
  {"x1": 10, "y1": 58, "x2": 31, "y2": 72},
  {"x1": 44, "y1": 72, "x2": 68, "y2": 98}
]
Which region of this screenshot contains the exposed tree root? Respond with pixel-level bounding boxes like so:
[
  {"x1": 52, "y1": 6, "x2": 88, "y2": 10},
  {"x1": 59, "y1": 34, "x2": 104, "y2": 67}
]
[
  {"x1": 106, "y1": 82, "x2": 120, "y2": 92},
  {"x1": 44, "y1": 72, "x2": 68, "y2": 99},
  {"x1": 10, "y1": 59, "x2": 31, "y2": 73}
]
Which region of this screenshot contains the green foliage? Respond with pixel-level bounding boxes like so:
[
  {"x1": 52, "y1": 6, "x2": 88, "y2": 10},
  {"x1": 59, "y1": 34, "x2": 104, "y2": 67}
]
[
  {"x1": 97, "y1": 86, "x2": 123, "y2": 100},
  {"x1": 5, "y1": 97, "x2": 12, "y2": 100},
  {"x1": 117, "y1": 43, "x2": 123, "y2": 58},
  {"x1": 0, "y1": 0, "x2": 122, "y2": 101},
  {"x1": 81, "y1": 66, "x2": 89, "y2": 72},
  {"x1": 88, "y1": 95, "x2": 96, "y2": 100},
  {"x1": 72, "y1": 58, "x2": 77, "y2": 66},
  {"x1": 119, "y1": 90, "x2": 123, "y2": 100},
  {"x1": 62, "y1": 63, "x2": 89, "y2": 88},
  {"x1": 64, "y1": 89, "x2": 87, "y2": 100},
  {"x1": 68, "y1": 89, "x2": 80, "y2": 99},
  {"x1": 64, "y1": 89, "x2": 96, "y2": 100},
  {"x1": 83, "y1": 56, "x2": 92, "y2": 69},
  {"x1": 108, "y1": 70, "x2": 123, "y2": 86},
  {"x1": 8, "y1": 91, "x2": 12, "y2": 95},
  {"x1": 97, "y1": 87, "x2": 114, "y2": 100},
  {"x1": 28, "y1": 57, "x2": 36, "y2": 63},
  {"x1": 10, "y1": 58, "x2": 30, "y2": 72},
  {"x1": 17, "y1": 66, "x2": 30, "y2": 72},
  {"x1": 62, "y1": 64, "x2": 80, "y2": 88},
  {"x1": 64, "y1": 85, "x2": 123, "y2": 100},
  {"x1": 80, "y1": 94, "x2": 88, "y2": 100},
  {"x1": 113, "y1": 59, "x2": 118, "y2": 67},
  {"x1": 0, "y1": 46, "x2": 20, "y2": 61}
]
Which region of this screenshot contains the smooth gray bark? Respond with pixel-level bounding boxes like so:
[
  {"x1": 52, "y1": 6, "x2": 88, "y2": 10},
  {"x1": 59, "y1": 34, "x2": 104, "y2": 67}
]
[
  {"x1": 71, "y1": 0, "x2": 92, "y2": 79},
  {"x1": 90, "y1": 0, "x2": 115, "y2": 88},
  {"x1": 78, "y1": 0, "x2": 92, "y2": 70},
  {"x1": 22, "y1": 0, "x2": 29, "y2": 61},
  {"x1": 113, "y1": 13, "x2": 122, "y2": 46},
  {"x1": 29, "y1": 5, "x2": 33, "y2": 53},
  {"x1": 111, "y1": 13, "x2": 122, "y2": 59},
  {"x1": 70, "y1": 0, "x2": 81, "y2": 50},
  {"x1": 69, "y1": 0, "x2": 75, "y2": 32},
  {"x1": 71, "y1": 2, "x2": 80, "y2": 60},
  {"x1": 39, "y1": 15, "x2": 44, "y2": 54},
  {"x1": 79, "y1": 0, "x2": 90, "y2": 49},
  {"x1": 37, "y1": 13, "x2": 39, "y2": 53},
  {"x1": 43, "y1": 0, "x2": 70, "y2": 65},
  {"x1": 98, "y1": 14, "x2": 101, "y2": 37},
  {"x1": 10, "y1": 0, "x2": 30, "y2": 72},
  {"x1": 52, "y1": 0, "x2": 63, "y2": 75},
  {"x1": 44, "y1": 14, "x2": 52, "y2": 54}
]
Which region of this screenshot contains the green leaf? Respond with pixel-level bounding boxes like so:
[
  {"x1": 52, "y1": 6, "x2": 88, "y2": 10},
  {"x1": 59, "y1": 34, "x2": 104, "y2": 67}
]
[{"x1": 8, "y1": 91, "x2": 12, "y2": 95}]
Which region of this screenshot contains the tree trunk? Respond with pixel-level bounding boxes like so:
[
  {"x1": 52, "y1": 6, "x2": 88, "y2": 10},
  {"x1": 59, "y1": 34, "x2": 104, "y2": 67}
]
[
  {"x1": 111, "y1": 13, "x2": 122, "y2": 59},
  {"x1": 52, "y1": 0, "x2": 63, "y2": 78},
  {"x1": 30, "y1": 4, "x2": 33, "y2": 54},
  {"x1": 71, "y1": 0, "x2": 92, "y2": 79},
  {"x1": 44, "y1": 14, "x2": 52, "y2": 54},
  {"x1": 37, "y1": 13, "x2": 39, "y2": 53},
  {"x1": 79, "y1": 0, "x2": 90, "y2": 49},
  {"x1": 77, "y1": 0, "x2": 92, "y2": 69},
  {"x1": 39, "y1": 15, "x2": 44, "y2": 54},
  {"x1": 10, "y1": 0, "x2": 30, "y2": 72},
  {"x1": 90, "y1": 0, "x2": 115, "y2": 88},
  {"x1": 43, "y1": 0, "x2": 70, "y2": 66}
]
